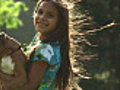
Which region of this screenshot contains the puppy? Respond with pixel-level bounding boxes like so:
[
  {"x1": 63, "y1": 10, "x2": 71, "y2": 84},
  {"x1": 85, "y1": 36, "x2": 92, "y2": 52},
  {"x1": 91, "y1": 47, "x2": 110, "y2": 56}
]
[{"x1": 0, "y1": 32, "x2": 27, "y2": 90}]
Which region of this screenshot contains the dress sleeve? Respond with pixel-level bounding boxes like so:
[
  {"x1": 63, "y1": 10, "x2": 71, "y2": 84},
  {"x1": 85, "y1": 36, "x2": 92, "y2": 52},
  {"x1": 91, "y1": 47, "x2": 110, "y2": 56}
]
[{"x1": 32, "y1": 43, "x2": 60, "y2": 66}]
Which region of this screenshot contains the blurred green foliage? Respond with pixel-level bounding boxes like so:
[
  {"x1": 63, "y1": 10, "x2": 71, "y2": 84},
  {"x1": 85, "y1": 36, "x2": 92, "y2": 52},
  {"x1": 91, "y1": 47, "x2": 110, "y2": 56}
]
[{"x1": 0, "y1": 0, "x2": 28, "y2": 30}]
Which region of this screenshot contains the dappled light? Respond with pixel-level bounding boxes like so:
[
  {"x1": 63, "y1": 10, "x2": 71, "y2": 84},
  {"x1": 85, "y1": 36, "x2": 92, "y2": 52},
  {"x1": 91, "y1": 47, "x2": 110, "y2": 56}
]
[{"x1": 0, "y1": 0, "x2": 120, "y2": 90}]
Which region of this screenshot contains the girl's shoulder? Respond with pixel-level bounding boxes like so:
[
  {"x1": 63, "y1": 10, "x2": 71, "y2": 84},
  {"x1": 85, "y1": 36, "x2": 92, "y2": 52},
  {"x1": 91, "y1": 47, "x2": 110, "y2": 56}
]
[
  {"x1": 37, "y1": 41, "x2": 60, "y2": 51},
  {"x1": 33, "y1": 41, "x2": 61, "y2": 66}
]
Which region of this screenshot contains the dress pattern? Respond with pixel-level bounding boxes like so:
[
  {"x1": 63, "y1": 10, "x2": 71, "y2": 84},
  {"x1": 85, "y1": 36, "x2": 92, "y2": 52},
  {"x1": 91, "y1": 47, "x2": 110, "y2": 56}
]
[{"x1": 25, "y1": 33, "x2": 61, "y2": 90}]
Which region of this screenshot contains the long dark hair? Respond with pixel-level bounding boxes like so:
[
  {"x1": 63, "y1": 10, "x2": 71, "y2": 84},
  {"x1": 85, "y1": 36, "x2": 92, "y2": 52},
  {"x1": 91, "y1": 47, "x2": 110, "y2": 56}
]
[{"x1": 33, "y1": 0, "x2": 72, "y2": 89}]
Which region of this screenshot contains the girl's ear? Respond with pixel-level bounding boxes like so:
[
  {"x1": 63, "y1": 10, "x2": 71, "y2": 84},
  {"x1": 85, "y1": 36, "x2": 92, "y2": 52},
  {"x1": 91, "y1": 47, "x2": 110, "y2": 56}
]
[{"x1": 0, "y1": 32, "x2": 7, "y2": 45}]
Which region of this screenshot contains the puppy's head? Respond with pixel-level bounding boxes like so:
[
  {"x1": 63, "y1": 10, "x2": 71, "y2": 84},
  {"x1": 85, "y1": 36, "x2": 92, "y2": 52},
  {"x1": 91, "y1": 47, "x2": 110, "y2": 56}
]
[
  {"x1": 0, "y1": 32, "x2": 6, "y2": 44},
  {"x1": 0, "y1": 32, "x2": 7, "y2": 57},
  {"x1": 0, "y1": 32, "x2": 21, "y2": 57},
  {"x1": 0, "y1": 32, "x2": 6, "y2": 50}
]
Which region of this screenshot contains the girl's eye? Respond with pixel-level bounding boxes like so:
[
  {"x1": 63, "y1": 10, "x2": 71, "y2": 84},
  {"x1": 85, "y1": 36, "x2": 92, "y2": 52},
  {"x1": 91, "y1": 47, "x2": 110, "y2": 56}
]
[
  {"x1": 47, "y1": 13, "x2": 54, "y2": 18},
  {"x1": 38, "y1": 10, "x2": 43, "y2": 15},
  {"x1": 34, "y1": 10, "x2": 37, "y2": 13}
]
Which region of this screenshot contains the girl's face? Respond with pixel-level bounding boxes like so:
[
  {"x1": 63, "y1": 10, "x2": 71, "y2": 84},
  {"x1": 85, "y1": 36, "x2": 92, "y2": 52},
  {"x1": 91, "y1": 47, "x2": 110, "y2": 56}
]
[{"x1": 34, "y1": 1, "x2": 59, "y2": 36}]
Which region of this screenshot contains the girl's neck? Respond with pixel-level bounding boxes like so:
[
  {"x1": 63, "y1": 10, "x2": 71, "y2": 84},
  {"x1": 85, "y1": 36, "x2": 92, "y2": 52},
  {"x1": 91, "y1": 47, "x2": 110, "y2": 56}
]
[
  {"x1": 38, "y1": 32, "x2": 59, "y2": 43},
  {"x1": 39, "y1": 35, "x2": 46, "y2": 41}
]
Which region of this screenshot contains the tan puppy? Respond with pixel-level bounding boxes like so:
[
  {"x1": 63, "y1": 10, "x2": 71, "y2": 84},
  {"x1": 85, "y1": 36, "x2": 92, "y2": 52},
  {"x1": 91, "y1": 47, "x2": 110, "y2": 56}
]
[{"x1": 0, "y1": 32, "x2": 27, "y2": 90}]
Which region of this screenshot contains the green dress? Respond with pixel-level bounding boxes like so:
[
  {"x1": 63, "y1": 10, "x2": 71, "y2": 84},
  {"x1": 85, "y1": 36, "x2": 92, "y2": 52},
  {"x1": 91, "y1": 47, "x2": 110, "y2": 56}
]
[{"x1": 25, "y1": 34, "x2": 61, "y2": 90}]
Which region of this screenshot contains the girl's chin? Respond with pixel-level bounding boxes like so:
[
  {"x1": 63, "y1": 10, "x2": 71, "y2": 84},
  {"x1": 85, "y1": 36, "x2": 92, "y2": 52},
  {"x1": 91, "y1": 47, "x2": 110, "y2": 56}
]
[{"x1": 36, "y1": 28, "x2": 43, "y2": 32}]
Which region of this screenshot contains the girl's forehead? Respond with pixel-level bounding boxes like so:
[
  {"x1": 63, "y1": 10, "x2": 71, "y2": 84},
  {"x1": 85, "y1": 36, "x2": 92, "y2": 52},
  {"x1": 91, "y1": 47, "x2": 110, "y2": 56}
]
[{"x1": 38, "y1": 1, "x2": 57, "y2": 12}]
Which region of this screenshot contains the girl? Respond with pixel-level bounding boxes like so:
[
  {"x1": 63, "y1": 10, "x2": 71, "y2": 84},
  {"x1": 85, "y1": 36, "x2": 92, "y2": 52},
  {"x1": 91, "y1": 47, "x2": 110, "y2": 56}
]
[{"x1": 23, "y1": 0, "x2": 72, "y2": 90}]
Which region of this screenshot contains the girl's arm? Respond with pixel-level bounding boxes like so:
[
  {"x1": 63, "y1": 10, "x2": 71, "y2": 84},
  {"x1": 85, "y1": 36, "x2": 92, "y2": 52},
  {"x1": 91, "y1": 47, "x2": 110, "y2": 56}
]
[{"x1": 22, "y1": 61, "x2": 48, "y2": 90}]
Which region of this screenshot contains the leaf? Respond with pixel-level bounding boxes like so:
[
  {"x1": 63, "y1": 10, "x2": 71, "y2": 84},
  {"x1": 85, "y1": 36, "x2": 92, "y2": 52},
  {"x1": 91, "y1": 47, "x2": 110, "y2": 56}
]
[{"x1": 0, "y1": 0, "x2": 28, "y2": 29}]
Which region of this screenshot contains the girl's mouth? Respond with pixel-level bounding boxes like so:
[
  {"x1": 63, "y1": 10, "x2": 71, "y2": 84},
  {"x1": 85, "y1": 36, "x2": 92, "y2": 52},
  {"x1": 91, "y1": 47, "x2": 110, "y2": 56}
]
[{"x1": 36, "y1": 21, "x2": 48, "y2": 27}]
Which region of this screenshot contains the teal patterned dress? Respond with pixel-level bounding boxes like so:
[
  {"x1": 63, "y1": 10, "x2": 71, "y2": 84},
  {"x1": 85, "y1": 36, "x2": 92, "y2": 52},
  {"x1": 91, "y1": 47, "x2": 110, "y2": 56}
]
[{"x1": 25, "y1": 33, "x2": 61, "y2": 90}]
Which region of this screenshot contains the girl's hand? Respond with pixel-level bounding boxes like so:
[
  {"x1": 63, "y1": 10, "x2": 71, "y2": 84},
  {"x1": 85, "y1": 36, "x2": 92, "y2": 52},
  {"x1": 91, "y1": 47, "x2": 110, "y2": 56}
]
[
  {"x1": 0, "y1": 84, "x2": 8, "y2": 90},
  {"x1": 1, "y1": 81, "x2": 11, "y2": 90}
]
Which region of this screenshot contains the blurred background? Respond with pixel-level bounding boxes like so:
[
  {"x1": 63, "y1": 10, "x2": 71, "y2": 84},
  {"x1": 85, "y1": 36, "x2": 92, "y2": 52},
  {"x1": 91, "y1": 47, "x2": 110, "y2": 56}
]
[
  {"x1": 0, "y1": 0, "x2": 36, "y2": 45},
  {"x1": 0, "y1": 0, "x2": 120, "y2": 90}
]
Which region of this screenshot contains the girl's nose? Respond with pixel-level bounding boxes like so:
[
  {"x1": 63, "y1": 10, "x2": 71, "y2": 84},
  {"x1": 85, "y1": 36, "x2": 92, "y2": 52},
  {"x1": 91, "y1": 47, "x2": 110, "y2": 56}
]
[
  {"x1": 35, "y1": 13, "x2": 45, "y2": 20},
  {"x1": 39, "y1": 14, "x2": 46, "y2": 20},
  {"x1": 34, "y1": 13, "x2": 39, "y2": 19}
]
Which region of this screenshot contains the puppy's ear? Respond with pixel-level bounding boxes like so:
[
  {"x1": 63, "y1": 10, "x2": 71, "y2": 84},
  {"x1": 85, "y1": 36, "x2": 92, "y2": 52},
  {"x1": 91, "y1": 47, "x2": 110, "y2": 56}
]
[{"x1": 0, "y1": 32, "x2": 6, "y2": 45}]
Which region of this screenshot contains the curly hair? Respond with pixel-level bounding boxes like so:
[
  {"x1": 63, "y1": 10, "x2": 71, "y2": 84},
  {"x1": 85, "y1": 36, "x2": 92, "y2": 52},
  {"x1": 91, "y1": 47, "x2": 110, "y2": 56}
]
[{"x1": 33, "y1": 0, "x2": 72, "y2": 89}]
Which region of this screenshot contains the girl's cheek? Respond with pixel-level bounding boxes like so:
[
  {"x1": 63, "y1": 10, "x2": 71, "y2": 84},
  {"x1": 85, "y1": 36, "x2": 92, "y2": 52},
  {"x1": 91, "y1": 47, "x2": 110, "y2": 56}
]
[
  {"x1": 33, "y1": 17, "x2": 37, "y2": 25},
  {"x1": 33, "y1": 19, "x2": 35, "y2": 25}
]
